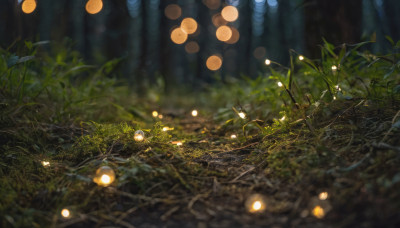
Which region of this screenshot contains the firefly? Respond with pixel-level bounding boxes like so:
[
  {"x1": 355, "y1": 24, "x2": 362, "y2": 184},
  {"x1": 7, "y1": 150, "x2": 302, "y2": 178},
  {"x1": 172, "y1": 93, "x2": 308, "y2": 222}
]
[
  {"x1": 265, "y1": 59, "x2": 271, "y2": 65},
  {"x1": 134, "y1": 130, "x2": 145, "y2": 142},
  {"x1": 230, "y1": 134, "x2": 237, "y2": 139},
  {"x1": 312, "y1": 205, "x2": 325, "y2": 219},
  {"x1": 318, "y1": 192, "x2": 328, "y2": 201},
  {"x1": 61, "y1": 208, "x2": 70, "y2": 218},
  {"x1": 41, "y1": 161, "x2": 50, "y2": 167},
  {"x1": 191, "y1": 110, "x2": 198, "y2": 117},
  {"x1": 298, "y1": 55, "x2": 304, "y2": 61},
  {"x1": 245, "y1": 194, "x2": 267, "y2": 213},
  {"x1": 277, "y1": 82, "x2": 283, "y2": 87},
  {"x1": 238, "y1": 112, "x2": 246, "y2": 119},
  {"x1": 93, "y1": 166, "x2": 116, "y2": 187},
  {"x1": 152, "y1": 111, "x2": 158, "y2": 117}
]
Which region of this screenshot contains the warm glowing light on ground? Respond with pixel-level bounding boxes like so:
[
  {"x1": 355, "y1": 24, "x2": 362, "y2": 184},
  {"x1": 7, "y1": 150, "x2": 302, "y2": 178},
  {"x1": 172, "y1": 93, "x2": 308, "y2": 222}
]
[
  {"x1": 158, "y1": 114, "x2": 163, "y2": 119},
  {"x1": 61, "y1": 209, "x2": 70, "y2": 218},
  {"x1": 212, "y1": 13, "x2": 227, "y2": 27},
  {"x1": 312, "y1": 205, "x2": 325, "y2": 219},
  {"x1": 245, "y1": 194, "x2": 267, "y2": 213},
  {"x1": 164, "y1": 4, "x2": 182, "y2": 20},
  {"x1": 231, "y1": 134, "x2": 237, "y2": 139},
  {"x1": 191, "y1": 110, "x2": 198, "y2": 117},
  {"x1": 238, "y1": 112, "x2": 246, "y2": 119},
  {"x1": 100, "y1": 174, "x2": 111, "y2": 184},
  {"x1": 21, "y1": 0, "x2": 37, "y2": 14},
  {"x1": 216, "y1": 25, "x2": 232, "y2": 42},
  {"x1": 152, "y1": 111, "x2": 158, "y2": 117},
  {"x1": 206, "y1": 55, "x2": 223, "y2": 71},
  {"x1": 277, "y1": 82, "x2": 283, "y2": 87},
  {"x1": 185, "y1": 41, "x2": 200, "y2": 54},
  {"x1": 318, "y1": 192, "x2": 328, "y2": 200},
  {"x1": 225, "y1": 27, "x2": 240, "y2": 44},
  {"x1": 134, "y1": 130, "x2": 145, "y2": 142},
  {"x1": 41, "y1": 161, "x2": 50, "y2": 167},
  {"x1": 85, "y1": 0, "x2": 103, "y2": 14},
  {"x1": 280, "y1": 116, "x2": 286, "y2": 122},
  {"x1": 170, "y1": 27, "x2": 188, "y2": 44},
  {"x1": 204, "y1": 0, "x2": 221, "y2": 10},
  {"x1": 298, "y1": 55, "x2": 304, "y2": 61},
  {"x1": 221, "y1": 6, "x2": 239, "y2": 22},
  {"x1": 181, "y1": 18, "x2": 198, "y2": 34},
  {"x1": 265, "y1": 59, "x2": 271, "y2": 65},
  {"x1": 162, "y1": 126, "x2": 174, "y2": 131},
  {"x1": 331, "y1": 65, "x2": 337, "y2": 71},
  {"x1": 171, "y1": 141, "x2": 183, "y2": 146},
  {"x1": 93, "y1": 166, "x2": 115, "y2": 187},
  {"x1": 252, "y1": 201, "x2": 262, "y2": 211}
]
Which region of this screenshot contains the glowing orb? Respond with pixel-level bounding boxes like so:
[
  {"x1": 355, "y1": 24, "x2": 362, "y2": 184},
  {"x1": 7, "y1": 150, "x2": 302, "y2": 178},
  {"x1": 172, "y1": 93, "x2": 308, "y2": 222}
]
[
  {"x1": 134, "y1": 130, "x2": 145, "y2": 142},
  {"x1": 191, "y1": 110, "x2": 198, "y2": 117},
  {"x1": 61, "y1": 208, "x2": 70, "y2": 218},
  {"x1": 170, "y1": 27, "x2": 188, "y2": 44},
  {"x1": 93, "y1": 166, "x2": 115, "y2": 187},
  {"x1": 221, "y1": 6, "x2": 239, "y2": 22},
  {"x1": 206, "y1": 55, "x2": 222, "y2": 71},
  {"x1": 181, "y1": 18, "x2": 198, "y2": 34},
  {"x1": 22, "y1": 0, "x2": 37, "y2": 14},
  {"x1": 216, "y1": 25, "x2": 232, "y2": 42},
  {"x1": 86, "y1": 0, "x2": 103, "y2": 15},
  {"x1": 164, "y1": 4, "x2": 181, "y2": 20}
]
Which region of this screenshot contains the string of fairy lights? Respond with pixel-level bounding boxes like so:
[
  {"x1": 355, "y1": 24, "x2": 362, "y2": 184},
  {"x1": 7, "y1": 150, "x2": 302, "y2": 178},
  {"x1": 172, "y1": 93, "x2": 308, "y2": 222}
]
[{"x1": 20, "y1": 0, "x2": 336, "y2": 222}]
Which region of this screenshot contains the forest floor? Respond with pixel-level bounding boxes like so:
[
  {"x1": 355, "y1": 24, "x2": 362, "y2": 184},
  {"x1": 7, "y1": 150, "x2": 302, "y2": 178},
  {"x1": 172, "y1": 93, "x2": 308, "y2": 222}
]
[{"x1": 2, "y1": 98, "x2": 400, "y2": 228}]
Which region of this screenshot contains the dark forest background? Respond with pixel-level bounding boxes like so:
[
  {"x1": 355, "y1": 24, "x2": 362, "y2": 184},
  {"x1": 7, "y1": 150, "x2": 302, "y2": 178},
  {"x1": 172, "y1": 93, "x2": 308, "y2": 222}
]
[{"x1": 1, "y1": 0, "x2": 400, "y2": 91}]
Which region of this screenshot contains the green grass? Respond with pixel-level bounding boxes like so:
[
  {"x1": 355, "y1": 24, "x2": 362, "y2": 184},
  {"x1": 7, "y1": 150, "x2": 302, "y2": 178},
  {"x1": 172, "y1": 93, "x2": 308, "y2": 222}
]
[{"x1": 1, "y1": 39, "x2": 400, "y2": 227}]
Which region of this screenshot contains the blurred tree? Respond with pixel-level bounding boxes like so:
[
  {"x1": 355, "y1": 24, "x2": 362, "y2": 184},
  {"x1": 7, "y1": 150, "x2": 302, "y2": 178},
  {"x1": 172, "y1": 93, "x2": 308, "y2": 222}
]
[{"x1": 303, "y1": 0, "x2": 362, "y2": 58}]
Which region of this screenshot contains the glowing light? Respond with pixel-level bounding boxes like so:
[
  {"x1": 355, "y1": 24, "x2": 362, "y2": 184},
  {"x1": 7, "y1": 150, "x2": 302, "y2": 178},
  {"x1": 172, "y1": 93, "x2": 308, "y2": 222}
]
[
  {"x1": 225, "y1": 27, "x2": 240, "y2": 44},
  {"x1": 231, "y1": 134, "x2": 237, "y2": 139},
  {"x1": 158, "y1": 114, "x2": 163, "y2": 119},
  {"x1": 185, "y1": 41, "x2": 200, "y2": 54},
  {"x1": 41, "y1": 161, "x2": 50, "y2": 167},
  {"x1": 21, "y1": 0, "x2": 37, "y2": 14},
  {"x1": 335, "y1": 85, "x2": 341, "y2": 91},
  {"x1": 252, "y1": 201, "x2": 262, "y2": 210},
  {"x1": 265, "y1": 59, "x2": 271, "y2": 65},
  {"x1": 280, "y1": 116, "x2": 286, "y2": 122},
  {"x1": 238, "y1": 112, "x2": 246, "y2": 119},
  {"x1": 298, "y1": 55, "x2": 304, "y2": 61},
  {"x1": 212, "y1": 14, "x2": 227, "y2": 27},
  {"x1": 245, "y1": 194, "x2": 267, "y2": 213},
  {"x1": 221, "y1": 5, "x2": 239, "y2": 22},
  {"x1": 277, "y1": 82, "x2": 283, "y2": 87},
  {"x1": 61, "y1": 209, "x2": 70, "y2": 218},
  {"x1": 100, "y1": 174, "x2": 111, "y2": 184},
  {"x1": 181, "y1": 18, "x2": 198, "y2": 34},
  {"x1": 216, "y1": 25, "x2": 232, "y2": 42},
  {"x1": 204, "y1": 0, "x2": 221, "y2": 10},
  {"x1": 333, "y1": 96, "x2": 337, "y2": 100},
  {"x1": 152, "y1": 111, "x2": 158, "y2": 117},
  {"x1": 93, "y1": 166, "x2": 115, "y2": 187},
  {"x1": 312, "y1": 205, "x2": 325, "y2": 219},
  {"x1": 191, "y1": 110, "x2": 198, "y2": 117},
  {"x1": 162, "y1": 126, "x2": 174, "y2": 131},
  {"x1": 318, "y1": 192, "x2": 328, "y2": 201},
  {"x1": 164, "y1": 4, "x2": 181, "y2": 20},
  {"x1": 85, "y1": 0, "x2": 103, "y2": 15},
  {"x1": 170, "y1": 27, "x2": 188, "y2": 44},
  {"x1": 171, "y1": 141, "x2": 183, "y2": 146},
  {"x1": 134, "y1": 130, "x2": 145, "y2": 142},
  {"x1": 331, "y1": 65, "x2": 337, "y2": 71},
  {"x1": 206, "y1": 55, "x2": 223, "y2": 71}
]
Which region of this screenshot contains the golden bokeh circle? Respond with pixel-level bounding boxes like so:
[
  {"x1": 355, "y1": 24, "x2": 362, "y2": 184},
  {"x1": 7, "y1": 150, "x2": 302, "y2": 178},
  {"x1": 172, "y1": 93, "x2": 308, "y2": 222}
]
[
  {"x1": 86, "y1": 0, "x2": 103, "y2": 15},
  {"x1": 206, "y1": 55, "x2": 223, "y2": 71},
  {"x1": 164, "y1": 4, "x2": 182, "y2": 20},
  {"x1": 181, "y1": 18, "x2": 198, "y2": 34},
  {"x1": 216, "y1": 25, "x2": 232, "y2": 42},
  {"x1": 21, "y1": 0, "x2": 37, "y2": 14},
  {"x1": 170, "y1": 27, "x2": 188, "y2": 44},
  {"x1": 212, "y1": 13, "x2": 228, "y2": 27},
  {"x1": 221, "y1": 6, "x2": 239, "y2": 22}
]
